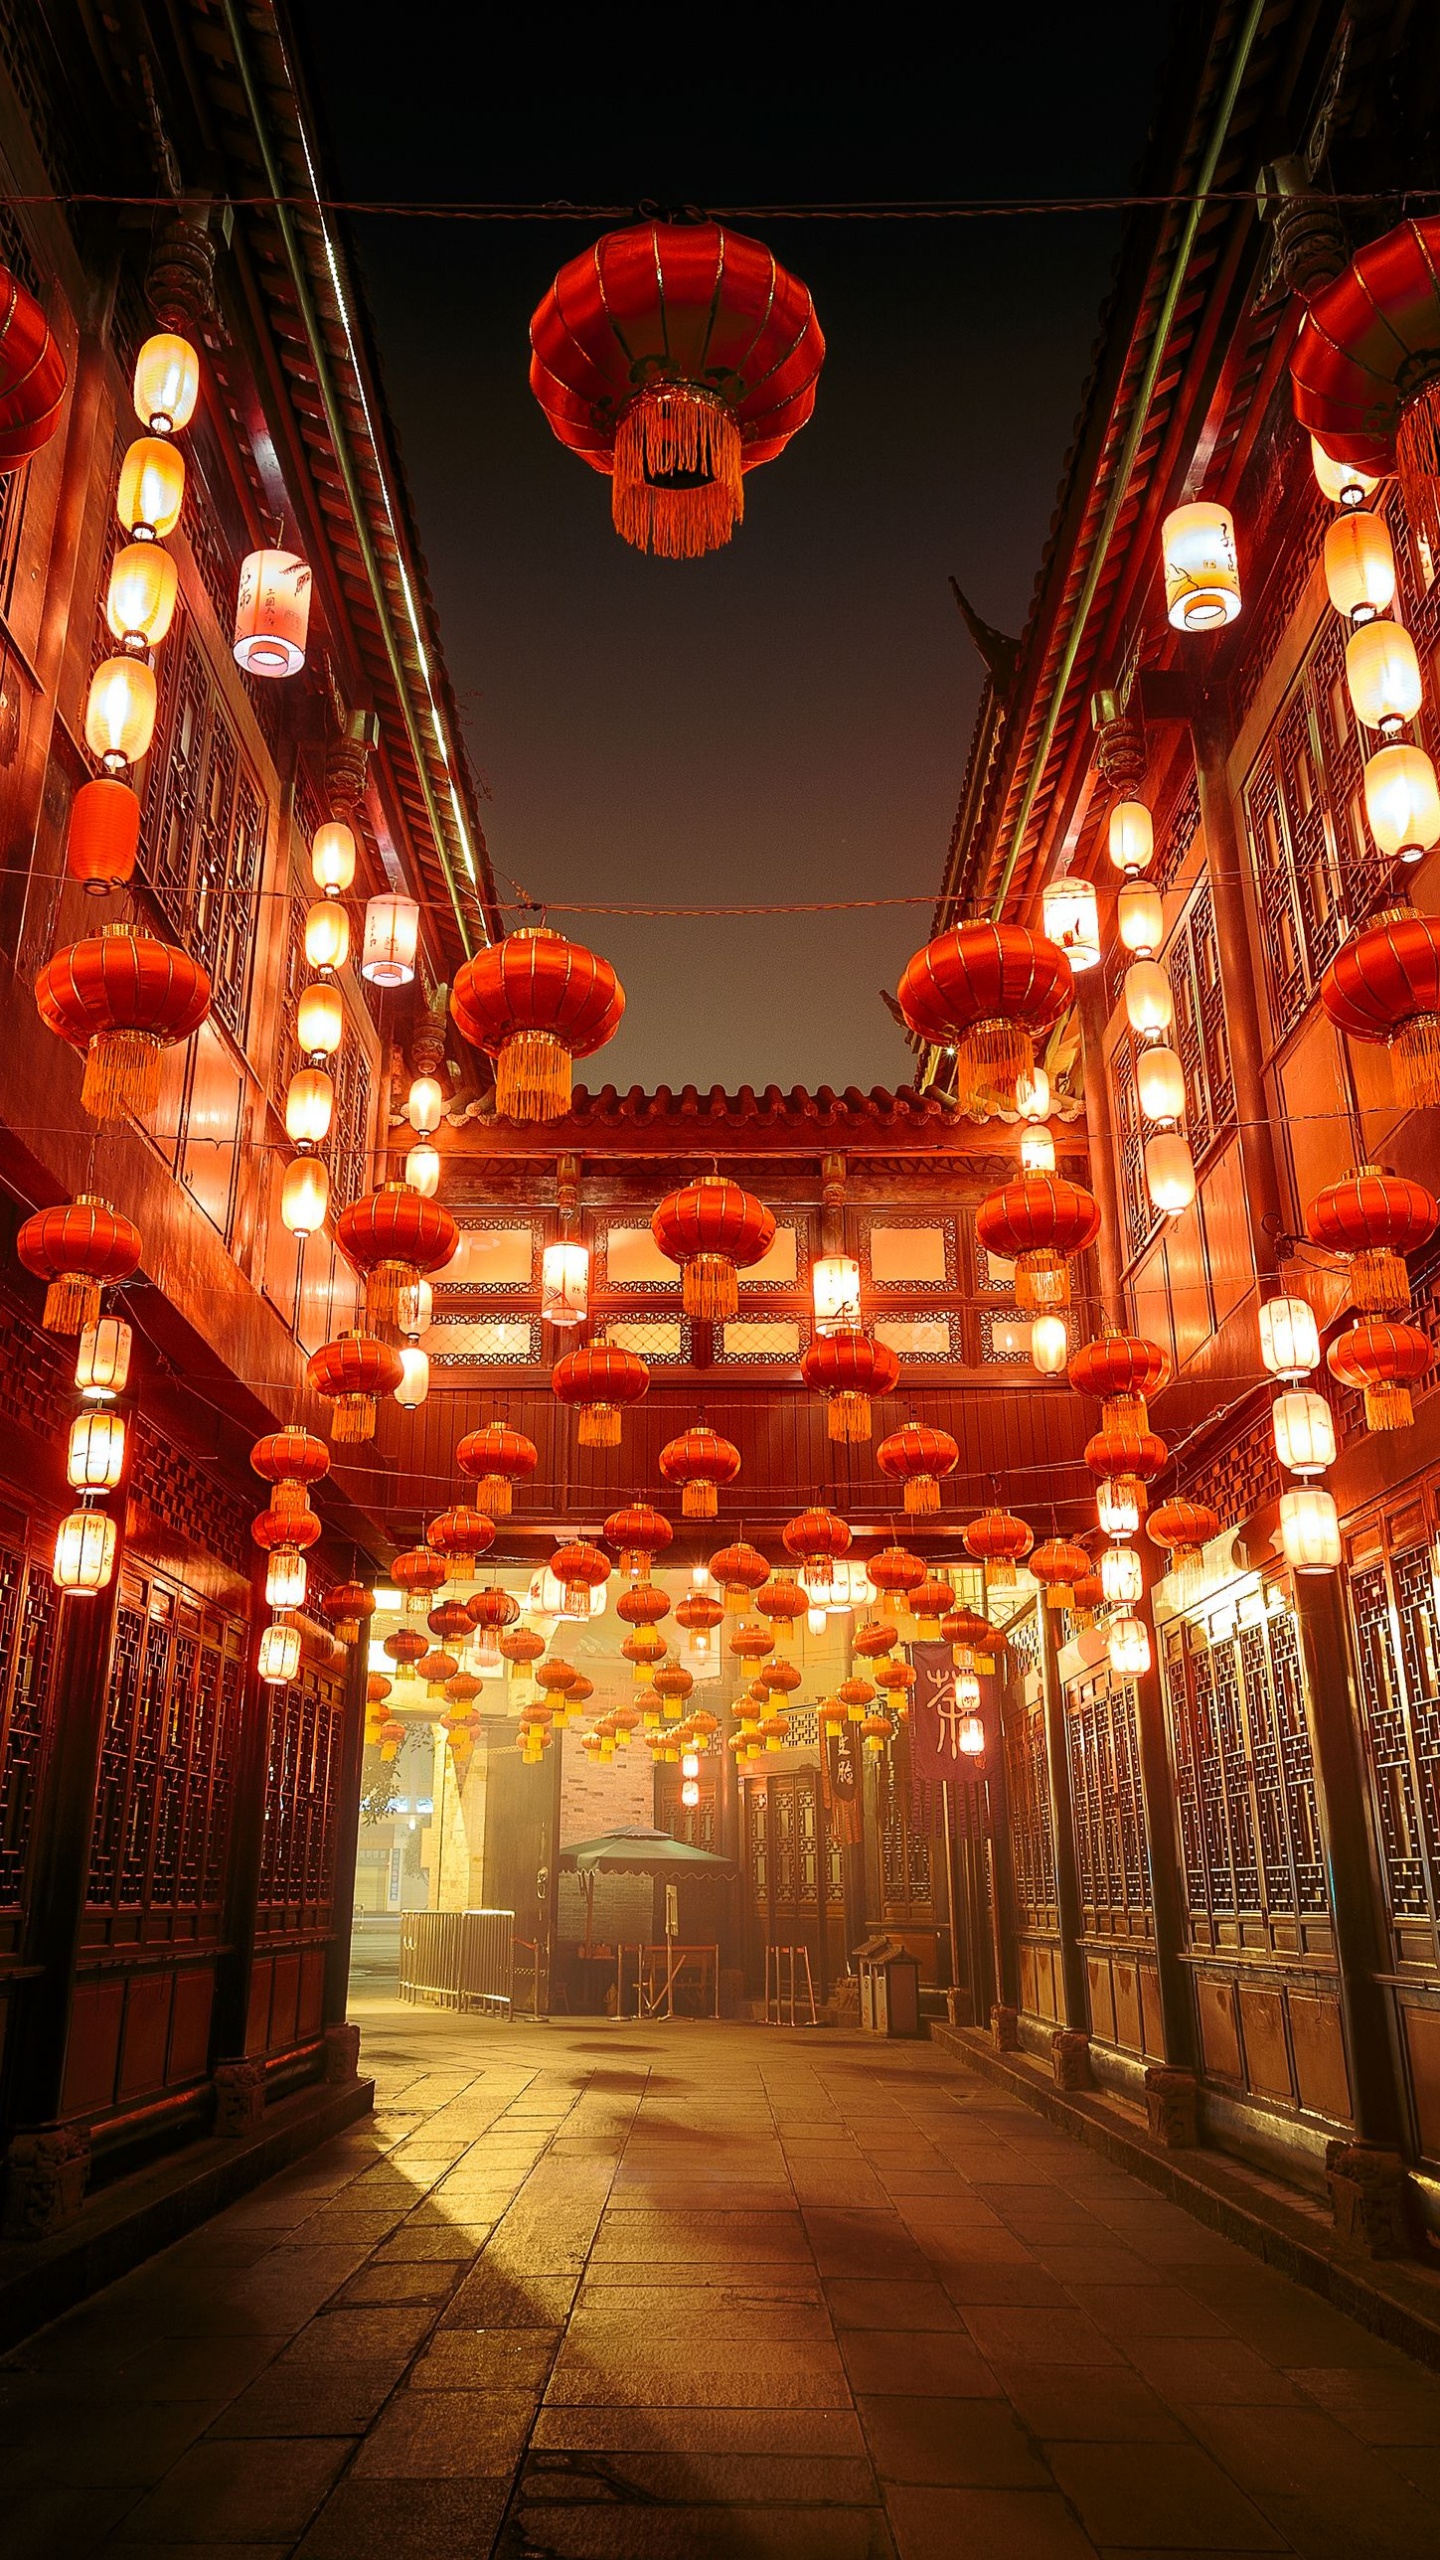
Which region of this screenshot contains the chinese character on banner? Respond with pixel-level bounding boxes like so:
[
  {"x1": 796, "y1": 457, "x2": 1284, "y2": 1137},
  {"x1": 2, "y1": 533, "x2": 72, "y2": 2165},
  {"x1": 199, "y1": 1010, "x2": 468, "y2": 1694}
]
[{"x1": 908, "y1": 1641, "x2": 986, "y2": 1784}]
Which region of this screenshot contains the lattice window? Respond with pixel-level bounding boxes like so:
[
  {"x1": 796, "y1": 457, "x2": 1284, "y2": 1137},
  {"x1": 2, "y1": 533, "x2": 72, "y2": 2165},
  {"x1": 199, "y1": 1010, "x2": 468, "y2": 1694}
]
[
  {"x1": 1168, "y1": 879, "x2": 1235, "y2": 1162},
  {"x1": 1002, "y1": 1691, "x2": 1056, "y2": 1930},
  {"x1": 716, "y1": 1319, "x2": 803, "y2": 1363},
  {"x1": 1065, "y1": 1667, "x2": 1151, "y2": 1935},
  {"x1": 605, "y1": 1317, "x2": 691, "y2": 1364},
  {"x1": 1109, "y1": 1030, "x2": 1154, "y2": 1266},
  {"x1": 1347, "y1": 1535, "x2": 1440, "y2": 1958},
  {"x1": 428, "y1": 1318, "x2": 541, "y2": 1365},
  {"x1": 1182, "y1": 1403, "x2": 1283, "y2": 1529},
  {"x1": 257, "y1": 1662, "x2": 345, "y2": 1930},
  {"x1": 130, "y1": 1417, "x2": 251, "y2": 1575},
  {"x1": 981, "y1": 1308, "x2": 1042, "y2": 1365},
  {"x1": 137, "y1": 610, "x2": 265, "y2": 1047},
  {"x1": 875, "y1": 1315, "x2": 957, "y2": 1362},
  {"x1": 1153, "y1": 777, "x2": 1200, "y2": 896},
  {"x1": 0, "y1": 1290, "x2": 69, "y2": 1444},
  {"x1": 85, "y1": 1566, "x2": 244, "y2": 1933},
  {"x1": 1162, "y1": 1599, "x2": 1327, "y2": 1940},
  {"x1": 0, "y1": 1547, "x2": 57, "y2": 1923},
  {"x1": 1232, "y1": 468, "x2": 1329, "y2": 727},
  {"x1": 864, "y1": 1217, "x2": 957, "y2": 1291}
]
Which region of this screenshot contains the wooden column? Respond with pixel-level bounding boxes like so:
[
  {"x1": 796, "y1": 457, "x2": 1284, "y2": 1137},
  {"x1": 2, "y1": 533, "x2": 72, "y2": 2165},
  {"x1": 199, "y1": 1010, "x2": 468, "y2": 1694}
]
[
  {"x1": 981, "y1": 1687, "x2": 1022, "y2": 2017},
  {"x1": 1075, "y1": 969, "x2": 1126, "y2": 1325},
  {"x1": 1036, "y1": 1603, "x2": 1090, "y2": 2037},
  {"x1": 211, "y1": 1556, "x2": 275, "y2": 2067},
  {"x1": 323, "y1": 1622, "x2": 372, "y2": 2029},
  {"x1": 1131, "y1": 1555, "x2": 1198, "y2": 2073},
  {"x1": 1189, "y1": 690, "x2": 1284, "y2": 1273}
]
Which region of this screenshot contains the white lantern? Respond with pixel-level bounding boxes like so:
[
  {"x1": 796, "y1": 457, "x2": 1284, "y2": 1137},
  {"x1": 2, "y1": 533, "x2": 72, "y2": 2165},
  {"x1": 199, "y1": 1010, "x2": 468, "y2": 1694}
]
[
  {"x1": 1015, "y1": 1064, "x2": 1050, "y2": 1121},
  {"x1": 1097, "y1": 1479, "x2": 1141, "y2": 1539},
  {"x1": 1363, "y1": 743, "x2": 1440, "y2": 864},
  {"x1": 67, "y1": 1410, "x2": 126, "y2": 1491},
  {"x1": 233, "y1": 548, "x2": 311, "y2": 677},
  {"x1": 397, "y1": 1277, "x2": 433, "y2": 1339},
  {"x1": 1137, "y1": 1044, "x2": 1187, "y2": 1124},
  {"x1": 1272, "y1": 1388, "x2": 1336, "y2": 1477},
  {"x1": 1162, "y1": 500, "x2": 1241, "y2": 631},
  {"x1": 361, "y1": 893, "x2": 419, "y2": 986},
  {"x1": 1030, "y1": 1313, "x2": 1068, "y2": 1374},
  {"x1": 956, "y1": 1672, "x2": 982, "y2": 1711},
  {"x1": 1144, "y1": 1131, "x2": 1196, "y2": 1215},
  {"x1": 132, "y1": 332, "x2": 200, "y2": 435},
  {"x1": 53, "y1": 1507, "x2": 117, "y2": 1593},
  {"x1": 681, "y1": 1778, "x2": 700, "y2": 1809},
  {"x1": 311, "y1": 821, "x2": 357, "y2": 894},
  {"x1": 396, "y1": 1346, "x2": 430, "y2": 1409},
  {"x1": 405, "y1": 1141, "x2": 440, "y2": 1198},
  {"x1": 116, "y1": 436, "x2": 185, "y2": 541},
  {"x1": 1259, "y1": 1296, "x2": 1320, "y2": 1381},
  {"x1": 1311, "y1": 434, "x2": 1380, "y2": 510},
  {"x1": 1279, "y1": 1485, "x2": 1341, "y2": 1573},
  {"x1": 1020, "y1": 1123, "x2": 1056, "y2": 1173},
  {"x1": 812, "y1": 1254, "x2": 861, "y2": 1334},
  {"x1": 1042, "y1": 874, "x2": 1101, "y2": 972},
  {"x1": 304, "y1": 899, "x2": 350, "y2": 971},
  {"x1": 1101, "y1": 1545, "x2": 1143, "y2": 1606},
  {"x1": 285, "y1": 1068, "x2": 334, "y2": 1146},
  {"x1": 1117, "y1": 879, "x2": 1163, "y2": 956},
  {"x1": 1323, "y1": 510, "x2": 1396, "y2": 624},
  {"x1": 297, "y1": 981, "x2": 343, "y2": 1059},
  {"x1": 1108, "y1": 800, "x2": 1155, "y2": 875},
  {"x1": 958, "y1": 1712, "x2": 986, "y2": 1756},
  {"x1": 408, "y1": 1075, "x2": 444, "y2": 1134},
  {"x1": 1124, "y1": 960, "x2": 1173, "y2": 1038},
  {"x1": 257, "y1": 1620, "x2": 302, "y2": 1683},
  {"x1": 542, "y1": 1240, "x2": 590, "y2": 1326},
  {"x1": 76, "y1": 1317, "x2": 132, "y2": 1402},
  {"x1": 1108, "y1": 1611, "x2": 1152, "y2": 1676},
  {"x1": 681, "y1": 1751, "x2": 701, "y2": 1780},
  {"x1": 281, "y1": 1156, "x2": 330, "y2": 1238},
  {"x1": 266, "y1": 1548, "x2": 308, "y2": 1610},
  {"x1": 106, "y1": 542, "x2": 178, "y2": 650},
  {"x1": 85, "y1": 656, "x2": 157, "y2": 771},
  {"x1": 1347, "y1": 618, "x2": 1422, "y2": 735}
]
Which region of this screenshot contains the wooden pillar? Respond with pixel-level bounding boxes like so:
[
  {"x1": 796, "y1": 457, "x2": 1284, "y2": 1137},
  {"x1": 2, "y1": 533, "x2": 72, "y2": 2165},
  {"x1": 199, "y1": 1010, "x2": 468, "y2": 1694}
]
[
  {"x1": 1189, "y1": 690, "x2": 1284, "y2": 1274},
  {"x1": 983, "y1": 1675, "x2": 1022, "y2": 2016},
  {"x1": 1036, "y1": 1603, "x2": 1090, "y2": 2040},
  {"x1": 323, "y1": 1622, "x2": 372, "y2": 2029},
  {"x1": 1131, "y1": 1556, "x2": 1197, "y2": 2074},
  {"x1": 211, "y1": 1558, "x2": 275, "y2": 2070},
  {"x1": 1075, "y1": 969, "x2": 1126, "y2": 1325}
]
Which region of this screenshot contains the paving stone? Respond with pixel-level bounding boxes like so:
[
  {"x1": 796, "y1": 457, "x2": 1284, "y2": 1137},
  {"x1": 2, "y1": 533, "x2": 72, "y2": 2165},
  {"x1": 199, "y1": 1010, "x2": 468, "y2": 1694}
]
[
  {"x1": 1294, "y1": 2366, "x2": 1440, "y2": 2445},
  {"x1": 350, "y1": 2387, "x2": 537, "y2": 2476},
  {"x1": 859, "y1": 2392, "x2": 1049, "y2": 2485},
  {"x1": 991, "y1": 2362, "x2": 1189, "y2": 2443},
  {"x1": 409, "y1": 2330, "x2": 558, "y2": 2390},
  {"x1": 1045, "y1": 2440, "x2": 1286, "y2": 2550},
  {"x1": 959, "y1": 2304, "x2": 1126, "y2": 2366},
  {"x1": 882, "y1": 2482, "x2": 1099, "y2": 2558},
  {"x1": 293, "y1": 2477, "x2": 509, "y2": 2558},
  {"x1": 838, "y1": 2330, "x2": 1003, "y2": 2398},
  {"x1": 207, "y1": 2366, "x2": 398, "y2": 2436},
  {"x1": 115, "y1": 2436, "x2": 350, "y2": 2541},
  {"x1": 824, "y1": 2279, "x2": 963, "y2": 2330}
]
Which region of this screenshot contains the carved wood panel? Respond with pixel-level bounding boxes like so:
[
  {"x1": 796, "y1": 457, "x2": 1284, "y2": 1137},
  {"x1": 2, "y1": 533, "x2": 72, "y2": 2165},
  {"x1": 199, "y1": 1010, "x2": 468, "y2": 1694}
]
[
  {"x1": 1346, "y1": 1522, "x2": 1440, "y2": 1974},
  {"x1": 1064, "y1": 1663, "x2": 1152, "y2": 1939}
]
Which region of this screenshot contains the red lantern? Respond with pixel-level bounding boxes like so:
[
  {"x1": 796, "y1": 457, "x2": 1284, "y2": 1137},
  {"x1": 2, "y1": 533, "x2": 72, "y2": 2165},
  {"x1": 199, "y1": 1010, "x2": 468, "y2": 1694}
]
[
  {"x1": 250, "y1": 1427, "x2": 330, "y2": 1492},
  {"x1": 854, "y1": 1619, "x2": 899, "y2": 1662},
  {"x1": 757, "y1": 1576, "x2": 809, "y2": 1650},
  {"x1": 909, "y1": 1575, "x2": 956, "y2": 1637},
  {"x1": 16, "y1": 1196, "x2": 141, "y2": 1332},
  {"x1": 307, "y1": 1332, "x2": 404, "y2": 1442},
  {"x1": 365, "y1": 1672, "x2": 392, "y2": 1709},
  {"x1": 1147, "y1": 1498, "x2": 1220, "y2": 1581},
  {"x1": 1320, "y1": 908, "x2": 1440, "y2": 1110},
  {"x1": 552, "y1": 1342, "x2": 649, "y2": 1446},
  {"x1": 658, "y1": 1424, "x2": 741, "y2": 1518},
  {"x1": 729, "y1": 1618, "x2": 775, "y2": 1672},
  {"x1": 676, "y1": 1588, "x2": 723, "y2": 1638},
  {"x1": 392, "y1": 1548, "x2": 448, "y2": 1614},
  {"x1": 552, "y1": 1539, "x2": 610, "y2": 1612},
  {"x1": 876, "y1": 1421, "x2": 959, "y2": 1516},
  {"x1": 976, "y1": 1175, "x2": 1101, "y2": 1311},
  {"x1": 529, "y1": 217, "x2": 824, "y2": 559},
  {"x1": 450, "y1": 925, "x2": 624, "y2": 1121},
  {"x1": 1304, "y1": 1169, "x2": 1438, "y2": 1311},
  {"x1": 1289, "y1": 217, "x2": 1440, "y2": 551},
  {"x1": 252, "y1": 1504, "x2": 320, "y2": 1553},
  {"x1": 1328, "y1": 1319, "x2": 1432, "y2": 1430},
  {"x1": 67, "y1": 778, "x2": 139, "y2": 896},
  {"x1": 426, "y1": 1506, "x2": 496, "y2": 1575},
  {"x1": 709, "y1": 1541, "x2": 769, "y2": 1614},
  {"x1": 781, "y1": 1507, "x2": 852, "y2": 1598},
  {"x1": 469, "y1": 1585, "x2": 521, "y2": 1634},
  {"x1": 963, "y1": 1509, "x2": 1033, "y2": 1587},
  {"x1": 1084, "y1": 1427, "x2": 1168, "y2": 1515},
  {"x1": 617, "y1": 1581, "x2": 671, "y2": 1628},
  {"x1": 868, "y1": 1546, "x2": 927, "y2": 1612},
  {"x1": 326, "y1": 1581, "x2": 376, "y2": 1643},
  {"x1": 651, "y1": 1176, "x2": 776, "y2": 1321},
  {"x1": 336, "y1": 1183, "x2": 458, "y2": 1328},
  {"x1": 0, "y1": 266, "x2": 67, "y2": 465},
  {"x1": 1070, "y1": 1571, "x2": 1104, "y2": 1627},
  {"x1": 1030, "y1": 1538, "x2": 1091, "y2": 1610},
  {"x1": 897, "y1": 923, "x2": 1071, "y2": 1118},
  {"x1": 502, "y1": 1623, "x2": 547, "y2": 1671},
  {"x1": 456, "y1": 1422, "x2": 538, "y2": 1515},
  {"x1": 801, "y1": 1330, "x2": 900, "y2": 1442},
  {"x1": 428, "y1": 1598, "x2": 475, "y2": 1643},
  {"x1": 383, "y1": 1626, "x2": 427, "y2": 1670},
  {"x1": 941, "y1": 1606, "x2": 997, "y2": 1670},
  {"x1": 654, "y1": 1663, "x2": 694, "y2": 1711},
  {"x1": 1067, "y1": 1333, "x2": 1170, "y2": 1432},
  {"x1": 36, "y1": 923, "x2": 211, "y2": 1120},
  {"x1": 604, "y1": 1503, "x2": 674, "y2": 1577}
]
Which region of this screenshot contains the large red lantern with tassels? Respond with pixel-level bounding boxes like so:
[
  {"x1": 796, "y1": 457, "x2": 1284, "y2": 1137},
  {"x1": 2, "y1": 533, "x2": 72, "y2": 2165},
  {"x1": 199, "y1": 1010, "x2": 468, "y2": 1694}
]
[
  {"x1": 1290, "y1": 216, "x2": 1440, "y2": 552},
  {"x1": 781, "y1": 1506, "x2": 852, "y2": 1600},
  {"x1": 897, "y1": 923, "x2": 1071, "y2": 1119},
  {"x1": 16, "y1": 1196, "x2": 141, "y2": 1332},
  {"x1": 307, "y1": 1331, "x2": 404, "y2": 1443},
  {"x1": 252, "y1": 1504, "x2": 320, "y2": 1554},
  {"x1": 449, "y1": 925, "x2": 624, "y2": 1121},
  {"x1": 1030, "y1": 1538, "x2": 1091, "y2": 1611},
  {"x1": 326, "y1": 1581, "x2": 376, "y2": 1644},
  {"x1": 552, "y1": 1342, "x2": 649, "y2": 1446},
  {"x1": 709, "y1": 1540, "x2": 769, "y2": 1614},
  {"x1": 250, "y1": 1428, "x2": 330, "y2": 1492},
  {"x1": 1147, "y1": 1498, "x2": 1220, "y2": 1585},
  {"x1": 529, "y1": 217, "x2": 824, "y2": 560},
  {"x1": 616, "y1": 1581, "x2": 671, "y2": 1630},
  {"x1": 36, "y1": 923, "x2": 210, "y2": 1120},
  {"x1": 456, "y1": 1422, "x2": 538, "y2": 1514},
  {"x1": 976, "y1": 1175, "x2": 1100, "y2": 1310},
  {"x1": 469, "y1": 1585, "x2": 520, "y2": 1634},
  {"x1": 1320, "y1": 908, "x2": 1440, "y2": 1109},
  {"x1": 0, "y1": 265, "x2": 68, "y2": 465},
  {"x1": 1085, "y1": 1427, "x2": 1168, "y2": 1516},
  {"x1": 336, "y1": 1183, "x2": 458, "y2": 1328},
  {"x1": 876, "y1": 1421, "x2": 959, "y2": 1515},
  {"x1": 551, "y1": 1539, "x2": 610, "y2": 1614},
  {"x1": 427, "y1": 1506, "x2": 496, "y2": 1575},
  {"x1": 1067, "y1": 1333, "x2": 1170, "y2": 1431},
  {"x1": 868, "y1": 1546, "x2": 927, "y2": 1612},
  {"x1": 1328, "y1": 1319, "x2": 1432, "y2": 1430},
  {"x1": 604, "y1": 1504, "x2": 674, "y2": 1578},
  {"x1": 651, "y1": 1175, "x2": 775, "y2": 1321},
  {"x1": 392, "y1": 1547, "x2": 448, "y2": 1614},
  {"x1": 659, "y1": 1424, "x2": 741, "y2": 1519},
  {"x1": 800, "y1": 1330, "x2": 899, "y2": 1442},
  {"x1": 1304, "y1": 1169, "x2": 1438, "y2": 1311},
  {"x1": 757, "y1": 1576, "x2": 809, "y2": 1652},
  {"x1": 963, "y1": 1509, "x2": 1033, "y2": 1587}
]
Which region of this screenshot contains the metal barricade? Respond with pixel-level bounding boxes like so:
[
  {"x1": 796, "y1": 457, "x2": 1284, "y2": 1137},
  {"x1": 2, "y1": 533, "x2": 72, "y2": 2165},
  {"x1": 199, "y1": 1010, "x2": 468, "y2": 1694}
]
[{"x1": 397, "y1": 1909, "x2": 515, "y2": 2014}]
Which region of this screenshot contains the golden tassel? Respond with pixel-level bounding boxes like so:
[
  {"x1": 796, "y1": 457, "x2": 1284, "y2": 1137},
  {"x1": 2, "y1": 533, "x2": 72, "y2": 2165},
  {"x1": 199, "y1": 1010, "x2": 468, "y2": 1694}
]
[
  {"x1": 475, "y1": 1475, "x2": 512, "y2": 1516},
  {"x1": 271, "y1": 1481, "x2": 310, "y2": 1521},
  {"x1": 683, "y1": 1254, "x2": 738, "y2": 1321},
  {"x1": 612, "y1": 385, "x2": 744, "y2": 560},
  {"x1": 955, "y1": 1019, "x2": 1030, "y2": 1119},
  {"x1": 1364, "y1": 1381, "x2": 1415, "y2": 1430},
  {"x1": 578, "y1": 1403, "x2": 621, "y2": 1447},
  {"x1": 903, "y1": 1475, "x2": 939, "y2": 1516},
  {"x1": 496, "y1": 1028, "x2": 572, "y2": 1122},
  {"x1": 1016, "y1": 1250, "x2": 1069, "y2": 1311},
  {"x1": 82, "y1": 1028, "x2": 163, "y2": 1121},
  {"x1": 1396, "y1": 383, "x2": 1440, "y2": 566},
  {"x1": 1351, "y1": 1246, "x2": 1409, "y2": 1311},
  {"x1": 1393, "y1": 1013, "x2": 1440, "y2": 1111},
  {"x1": 829, "y1": 1389, "x2": 872, "y2": 1442},
  {"x1": 724, "y1": 1586, "x2": 749, "y2": 1616},
  {"x1": 365, "y1": 1261, "x2": 411, "y2": 1328},
  {"x1": 985, "y1": 1559, "x2": 1017, "y2": 1588},
  {"x1": 1101, "y1": 1395, "x2": 1147, "y2": 1433},
  {"x1": 1045, "y1": 1585, "x2": 1073, "y2": 1611},
  {"x1": 331, "y1": 1395, "x2": 377, "y2": 1443},
  {"x1": 682, "y1": 1479, "x2": 718, "y2": 1519},
  {"x1": 43, "y1": 1275, "x2": 100, "y2": 1333}
]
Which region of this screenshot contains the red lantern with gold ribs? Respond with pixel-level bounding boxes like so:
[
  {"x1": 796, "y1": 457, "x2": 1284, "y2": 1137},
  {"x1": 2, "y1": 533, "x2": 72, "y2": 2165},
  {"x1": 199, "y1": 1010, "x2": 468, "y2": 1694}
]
[
  {"x1": 868, "y1": 1546, "x2": 926, "y2": 1614},
  {"x1": 709, "y1": 1540, "x2": 769, "y2": 1614},
  {"x1": 336, "y1": 1184, "x2": 458, "y2": 1329},
  {"x1": 450, "y1": 925, "x2": 624, "y2": 1121},
  {"x1": 1084, "y1": 1427, "x2": 1168, "y2": 1516},
  {"x1": 617, "y1": 1581, "x2": 671, "y2": 1629},
  {"x1": 1290, "y1": 216, "x2": 1440, "y2": 553},
  {"x1": 427, "y1": 1506, "x2": 496, "y2": 1578},
  {"x1": 1030, "y1": 1538, "x2": 1091, "y2": 1610},
  {"x1": 781, "y1": 1506, "x2": 852, "y2": 1601},
  {"x1": 252, "y1": 1504, "x2": 320, "y2": 1554},
  {"x1": 623, "y1": 1626, "x2": 668, "y2": 1687},
  {"x1": 36, "y1": 923, "x2": 210, "y2": 1120},
  {"x1": 855, "y1": 1619, "x2": 899, "y2": 1663},
  {"x1": 456, "y1": 1422, "x2": 538, "y2": 1515},
  {"x1": 659, "y1": 1424, "x2": 741, "y2": 1518},
  {"x1": 552, "y1": 1539, "x2": 610, "y2": 1614},
  {"x1": 0, "y1": 264, "x2": 68, "y2": 464},
  {"x1": 897, "y1": 923, "x2": 1071, "y2": 1119},
  {"x1": 963, "y1": 1508, "x2": 1033, "y2": 1587},
  {"x1": 651, "y1": 1176, "x2": 776, "y2": 1321},
  {"x1": 800, "y1": 1329, "x2": 900, "y2": 1442},
  {"x1": 251, "y1": 1428, "x2": 330, "y2": 1495},
  {"x1": 876, "y1": 1421, "x2": 959, "y2": 1516},
  {"x1": 17, "y1": 1196, "x2": 141, "y2": 1332},
  {"x1": 1328, "y1": 1319, "x2": 1432, "y2": 1429},
  {"x1": 1068, "y1": 1333, "x2": 1170, "y2": 1432},
  {"x1": 604, "y1": 1503, "x2": 674, "y2": 1578},
  {"x1": 383, "y1": 1626, "x2": 427, "y2": 1672},
  {"x1": 529, "y1": 216, "x2": 824, "y2": 560},
  {"x1": 469, "y1": 1585, "x2": 520, "y2": 1635},
  {"x1": 909, "y1": 1576, "x2": 955, "y2": 1638},
  {"x1": 392, "y1": 1547, "x2": 448, "y2": 1615},
  {"x1": 307, "y1": 1331, "x2": 404, "y2": 1442},
  {"x1": 1147, "y1": 1498, "x2": 1220, "y2": 1584},
  {"x1": 553, "y1": 1342, "x2": 649, "y2": 1447},
  {"x1": 1304, "y1": 1169, "x2": 1438, "y2": 1311},
  {"x1": 654, "y1": 1663, "x2": 694, "y2": 1713},
  {"x1": 941, "y1": 1606, "x2": 997, "y2": 1671},
  {"x1": 676, "y1": 1588, "x2": 723, "y2": 1639},
  {"x1": 976, "y1": 1175, "x2": 1100, "y2": 1311},
  {"x1": 428, "y1": 1598, "x2": 474, "y2": 1644},
  {"x1": 1320, "y1": 908, "x2": 1440, "y2": 1108},
  {"x1": 757, "y1": 1576, "x2": 809, "y2": 1655},
  {"x1": 326, "y1": 1582, "x2": 375, "y2": 1643}
]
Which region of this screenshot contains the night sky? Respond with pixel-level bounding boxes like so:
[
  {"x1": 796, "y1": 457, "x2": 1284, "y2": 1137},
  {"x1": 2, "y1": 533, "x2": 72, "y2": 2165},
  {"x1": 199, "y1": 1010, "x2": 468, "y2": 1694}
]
[{"x1": 291, "y1": 9, "x2": 1182, "y2": 1094}]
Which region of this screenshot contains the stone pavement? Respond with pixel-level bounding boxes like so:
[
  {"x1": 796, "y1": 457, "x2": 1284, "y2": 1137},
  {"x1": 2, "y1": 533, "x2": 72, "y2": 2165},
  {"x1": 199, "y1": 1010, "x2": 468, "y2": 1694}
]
[{"x1": 5, "y1": 2000, "x2": 1440, "y2": 2558}]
